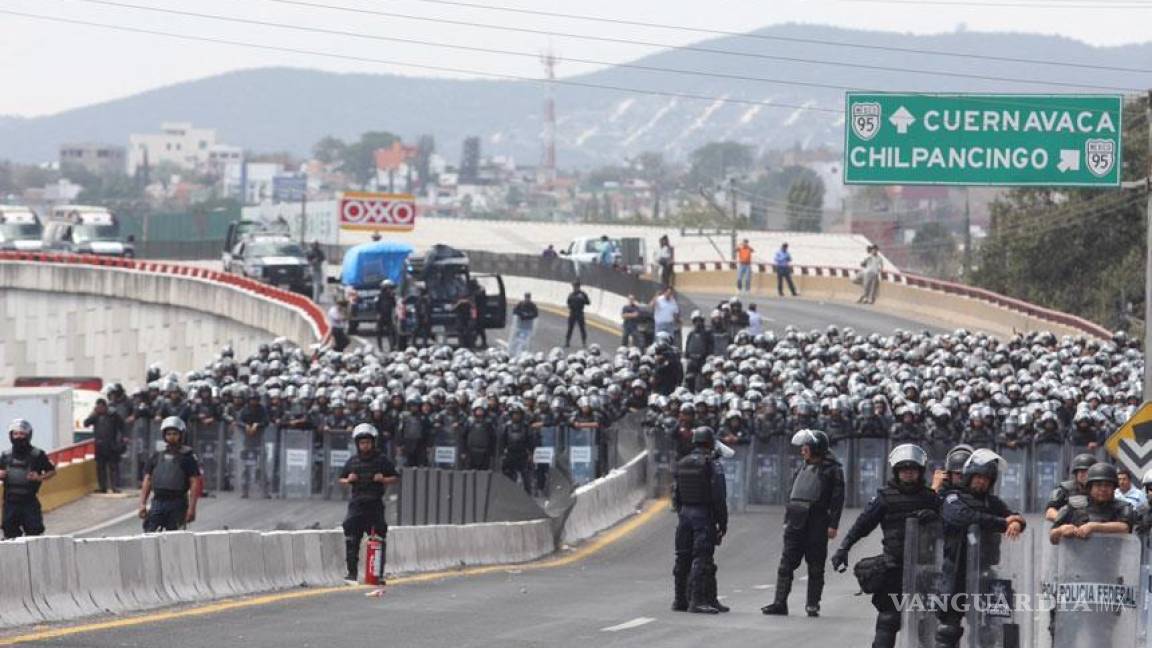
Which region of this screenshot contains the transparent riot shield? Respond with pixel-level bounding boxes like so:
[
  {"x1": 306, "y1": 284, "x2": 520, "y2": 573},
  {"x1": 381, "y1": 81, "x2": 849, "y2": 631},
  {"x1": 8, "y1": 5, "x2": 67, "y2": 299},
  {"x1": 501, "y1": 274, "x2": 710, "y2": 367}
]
[
  {"x1": 122, "y1": 418, "x2": 156, "y2": 489},
  {"x1": 231, "y1": 423, "x2": 270, "y2": 499},
  {"x1": 722, "y1": 442, "x2": 752, "y2": 514},
  {"x1": 995, "y1": 443, "x2": 1028, "y2": 515},
  {"x1": 1140, "y1": 534, "x2": 1151, "y2": 648},
  {"x1": 900, "y1": 518, "x2": 944, "y2": 648},
  {"x1": 322, "y1": 429, "x2": 353, "y2": 500},
  {"x1": 1031, "y1": 441, "x2": 1064, "y2": 514},
  {"x1": 1040, "y1": 534, "x2": 1143, "y2": 647},
  {"x1": 749, "y1": 434, "x2": 787, "y2": 505},
  {"x1": 507, "y1": 314, "x2": 535, "y2": 357},
  {"x1": 191, "y1": 421, "x2": 227, "y2": 493},
  {"x1": 925, "y1": 440, "x2": 950, "y2": 476},
  {"x1": 432, "y1": 424, "x2": 460, "y2": 470},
  {"x1": 278, "y1": 427, "x2": 313, "y2": 499},
  {"x1": 263, "y1": 424, "x2": 280, "y2": 497},
  {"x1": 533, "y1": 425, "x2": 559, "y2": 498},
  {"x1": 567, "y1": 426, "x2": 597, "y2": 486},
  {"x1": 964, "y1": 523, "x2": 1033, "y2": 648},
  {"x1": 647, "y1": 421, "x2": 675, "y2": 498},
  {"x1": 850, "y1": 437, "x2": 889, "y2": 508}
]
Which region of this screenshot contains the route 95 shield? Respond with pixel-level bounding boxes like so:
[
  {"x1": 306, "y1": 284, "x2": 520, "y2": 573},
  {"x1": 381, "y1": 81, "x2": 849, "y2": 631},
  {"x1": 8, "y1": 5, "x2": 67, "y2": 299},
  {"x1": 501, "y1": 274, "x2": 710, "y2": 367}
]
[
  {"x1": 851, "y1": 102, "x2": 882, "y2": 141},
  {"x1": 1085, "y1": 139, "x2": 1116, "y2": 177}
]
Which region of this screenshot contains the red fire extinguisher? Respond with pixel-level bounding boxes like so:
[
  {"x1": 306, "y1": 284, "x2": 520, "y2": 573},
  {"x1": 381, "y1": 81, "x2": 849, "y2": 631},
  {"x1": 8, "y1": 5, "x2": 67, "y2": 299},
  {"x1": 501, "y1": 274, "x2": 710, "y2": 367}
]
[{"x1": 364, "y1": 528, "x2": 385, "y2": 586}]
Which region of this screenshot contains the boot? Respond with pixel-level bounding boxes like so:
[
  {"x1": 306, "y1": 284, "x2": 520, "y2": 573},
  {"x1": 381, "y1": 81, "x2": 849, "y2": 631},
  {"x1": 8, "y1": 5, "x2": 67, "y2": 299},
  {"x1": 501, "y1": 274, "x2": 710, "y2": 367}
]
[
  {"x1": 345, "y1": 557, "x2": 359, "y2": 583},
  {"x1": 872, "y1": 612, "x2": 900, "y2": 648},
  {"x1": 705, "y1": 565, "x2": 729, "y2": 612},
  {"x1": 761, "y1": 575, "x2": 791, "y2": 615},
  {"x1": 805, "y1": 573, "x2": 824, "y2": 617},
  {"x1": 687, "y1": 562, "x2": 719, "y2": 614},
  {"x1": 671, "y1": 569, "x2": 688, "y2": 612},
  {"x1": 344, "y1": 540, "x2": 359, "y2": 583}
]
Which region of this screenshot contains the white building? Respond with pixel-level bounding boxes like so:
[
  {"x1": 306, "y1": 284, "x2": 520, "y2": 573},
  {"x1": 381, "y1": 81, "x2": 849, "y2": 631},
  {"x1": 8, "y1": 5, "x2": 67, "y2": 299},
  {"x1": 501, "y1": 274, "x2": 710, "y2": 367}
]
[
  {"x1": 126, "y1": 122, "x2": 220, "y2": 174},
  {"x1": 223, "y1": 162, "x2": 286, "y2": 204}
]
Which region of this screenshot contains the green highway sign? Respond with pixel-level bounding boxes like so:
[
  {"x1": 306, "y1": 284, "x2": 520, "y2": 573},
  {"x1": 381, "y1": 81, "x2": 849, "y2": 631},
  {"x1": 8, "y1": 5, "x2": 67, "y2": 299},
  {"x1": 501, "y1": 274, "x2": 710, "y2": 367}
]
[{"x1": 843, "y1": 93, "x2": 1123, "y2": 187}]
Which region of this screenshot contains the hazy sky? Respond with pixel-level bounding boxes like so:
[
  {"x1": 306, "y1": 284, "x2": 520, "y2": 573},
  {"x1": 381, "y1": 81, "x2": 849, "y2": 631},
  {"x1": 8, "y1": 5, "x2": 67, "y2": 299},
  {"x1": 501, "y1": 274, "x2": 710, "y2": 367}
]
[{"x1": 0, "y1": 0, "x2": 1146, "y2": 117}]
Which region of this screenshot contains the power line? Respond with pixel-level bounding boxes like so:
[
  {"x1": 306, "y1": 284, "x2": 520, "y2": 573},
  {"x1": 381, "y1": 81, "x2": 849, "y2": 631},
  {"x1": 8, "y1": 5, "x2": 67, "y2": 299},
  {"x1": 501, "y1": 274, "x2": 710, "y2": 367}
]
[
  {"x1": 251, "y1": 0, "x2": 1147, "y2": 93},
  {"x1": 396, "y1": 0, "x2": 1152, "y2": 75},
  {"x1": 0, "y1": 7, "x2": 840, "y2": 113},
  {"x1": 842, "y1": 0, "x2": 1152, "y2": 8}
]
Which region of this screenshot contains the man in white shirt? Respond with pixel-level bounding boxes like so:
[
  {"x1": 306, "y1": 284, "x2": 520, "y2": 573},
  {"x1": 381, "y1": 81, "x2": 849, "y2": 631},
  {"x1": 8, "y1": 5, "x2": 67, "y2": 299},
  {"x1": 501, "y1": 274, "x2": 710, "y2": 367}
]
[
  {"x1": 746, "y1": 303, "x2": 765, "y2": 336},
  {"x1": 1115, "y1": 467, "x2": 1148, "y2": 513},
  {"x1": 650, "y1": 287, "x2": 680, "y2": 339}
]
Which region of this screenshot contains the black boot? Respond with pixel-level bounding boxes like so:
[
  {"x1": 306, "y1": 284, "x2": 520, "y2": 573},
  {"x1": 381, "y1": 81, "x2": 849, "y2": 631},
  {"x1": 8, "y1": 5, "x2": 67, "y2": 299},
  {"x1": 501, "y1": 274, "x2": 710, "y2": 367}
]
[
  {"x1": 805, "y1": 573, "x2": 824, "y2": 617},
  {"x1": 872, "y1": 612, "x2": 900, "y2": 648},
  {"x1": 761, "y1": 575, "x2": 791, "y2": 615},
  {"x1": 705, "y1": 564, "x2": 729, "y2": 612},
  {"x1": 345, "y1": 539, "x2": 359, "y2": 583},
  {"x1": 687, "y1": 560, "x2": 719, "y2": 614},
  {"x1": 672, "y1": 568, "x2": 688, "y2": 612}
]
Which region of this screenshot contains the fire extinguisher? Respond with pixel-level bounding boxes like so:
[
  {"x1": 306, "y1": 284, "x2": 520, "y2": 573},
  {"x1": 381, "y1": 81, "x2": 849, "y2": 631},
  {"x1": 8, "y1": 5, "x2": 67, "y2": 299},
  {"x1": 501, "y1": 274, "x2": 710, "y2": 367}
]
[{"x1": 364, "y1": 528, "x2": 386, "y2": 586}]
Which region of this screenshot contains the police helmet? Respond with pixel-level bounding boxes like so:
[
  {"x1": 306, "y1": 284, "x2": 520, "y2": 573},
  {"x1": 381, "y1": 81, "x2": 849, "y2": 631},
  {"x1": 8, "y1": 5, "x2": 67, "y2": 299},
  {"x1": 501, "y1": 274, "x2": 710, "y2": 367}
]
[
  {"x1": 1070, "y1": 453, "x2": 1097, "y2": 473},
  {"x1": 380, "y1": 279, "x2": 395, "y2": 289},
  {"x1": 791, "y1": 429, "x2": 830, "y2": 455},
  {"x1": 961, "y1": 448, "x2": 1003, "y2": 486},
  {"x1": 352, "y1": 423, "x2": 378, "y2": 443},
  {"x1": 8, "y1": 418, "x2": 32, "y2": 440},
  {"x1": 944, "y1": 444, "x2": 974, "y2": 473},
  {"x1": 1084, "y1": 462, "x2": 1118, "y2": 487},
  {"x1": 888, "y1": 444, "x2": 928, "y2": 473},
  {"x1": 691, "y1": 426, "x2": 715, "y2": 446},
  {"x1": 160, "y1": 416, "x2": 186, "y2": 437}
]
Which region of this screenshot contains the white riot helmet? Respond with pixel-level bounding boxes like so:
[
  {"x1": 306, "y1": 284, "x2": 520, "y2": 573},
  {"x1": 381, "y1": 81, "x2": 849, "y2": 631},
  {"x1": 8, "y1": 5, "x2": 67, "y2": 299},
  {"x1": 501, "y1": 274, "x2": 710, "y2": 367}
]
[
  {"x1": 352, "y1": 423, "x2": 378, "y2": 443},
  {"x1": 160, "y1": 416, "x2": 186, "y2": 434},
  {"x1": 8, "y1": 418, "x2": 32, "y2": 440},
  {"x1": 888, "y1": 444, "x2": 928, "y2": 471}
]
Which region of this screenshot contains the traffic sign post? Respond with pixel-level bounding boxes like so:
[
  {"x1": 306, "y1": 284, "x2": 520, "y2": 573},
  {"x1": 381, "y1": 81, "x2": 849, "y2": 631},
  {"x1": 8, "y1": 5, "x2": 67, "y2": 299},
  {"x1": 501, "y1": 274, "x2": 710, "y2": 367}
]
[
  {"x1": 1106, "y1": 402, "x2": 1152, "y2": 481},
  {"x1": 843, "y1": 93, "x2": 1123, "y2": 186}
]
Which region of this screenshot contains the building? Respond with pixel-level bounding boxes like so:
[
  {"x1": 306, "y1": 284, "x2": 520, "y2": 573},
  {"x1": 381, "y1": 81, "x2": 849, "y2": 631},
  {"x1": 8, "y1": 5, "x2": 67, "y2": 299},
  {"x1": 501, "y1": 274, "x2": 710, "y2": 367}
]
[
  {"x1": 58, "y1": 143, "x2": 126, "y2": 176},
  {"x1": 127, "y1": 122, "x2": 220, "y2": 174}
]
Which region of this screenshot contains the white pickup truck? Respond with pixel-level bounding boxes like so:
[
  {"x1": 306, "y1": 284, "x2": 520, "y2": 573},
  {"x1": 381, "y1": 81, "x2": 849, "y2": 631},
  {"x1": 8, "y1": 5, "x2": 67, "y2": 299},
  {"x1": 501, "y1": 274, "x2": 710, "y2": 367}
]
[{"x1": 561, "y1": 236, "x2": 648, "y2": 273}]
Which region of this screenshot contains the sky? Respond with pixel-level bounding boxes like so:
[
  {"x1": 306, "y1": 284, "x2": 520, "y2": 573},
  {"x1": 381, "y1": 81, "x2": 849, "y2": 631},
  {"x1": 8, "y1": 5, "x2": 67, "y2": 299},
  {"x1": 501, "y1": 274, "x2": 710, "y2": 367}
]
[{"x1": 0, "y1": 0, "x2": 1147, "y2": 117}]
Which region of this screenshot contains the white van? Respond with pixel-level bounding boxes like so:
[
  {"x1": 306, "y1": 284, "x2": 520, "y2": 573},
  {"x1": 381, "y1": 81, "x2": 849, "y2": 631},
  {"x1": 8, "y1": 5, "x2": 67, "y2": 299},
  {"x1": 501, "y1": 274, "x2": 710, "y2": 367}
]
[
  {"x1": 42, "y1": 205, "x2": 134, "y2": 256},
  {"x1": 0, "y1": 206, "x2": 43, "y2": 251}
]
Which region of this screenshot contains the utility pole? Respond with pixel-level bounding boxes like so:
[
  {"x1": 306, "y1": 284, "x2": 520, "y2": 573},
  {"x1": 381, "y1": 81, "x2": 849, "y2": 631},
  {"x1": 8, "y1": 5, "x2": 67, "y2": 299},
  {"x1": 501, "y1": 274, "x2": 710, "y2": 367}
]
[
  {"x1": 1143, "y1": 89, "x2": 1152, "y2": 401},
  {"x1": 728, "y1": 178, "x2": 738, "y2": 259},
  {"x1": 963, "y1": 188, "x2": 972, "y2": 279}
]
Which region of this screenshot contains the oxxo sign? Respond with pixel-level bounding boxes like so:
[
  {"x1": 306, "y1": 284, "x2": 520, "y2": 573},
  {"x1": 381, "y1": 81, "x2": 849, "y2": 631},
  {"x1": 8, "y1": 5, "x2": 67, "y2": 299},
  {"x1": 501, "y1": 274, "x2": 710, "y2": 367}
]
[
  {"x1": 338, "y1": 191, "x2": 417, "y2": 231},
  {"x1": 843, "y1": 93, "x2": 1123, "y2": 186}
]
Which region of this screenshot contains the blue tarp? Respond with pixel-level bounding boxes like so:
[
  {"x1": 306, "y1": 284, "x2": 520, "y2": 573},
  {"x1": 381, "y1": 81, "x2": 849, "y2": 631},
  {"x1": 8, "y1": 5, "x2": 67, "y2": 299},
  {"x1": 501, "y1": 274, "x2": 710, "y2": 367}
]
[{"x1": 340, "y1": 240, "x2": 414, "y2": 288}]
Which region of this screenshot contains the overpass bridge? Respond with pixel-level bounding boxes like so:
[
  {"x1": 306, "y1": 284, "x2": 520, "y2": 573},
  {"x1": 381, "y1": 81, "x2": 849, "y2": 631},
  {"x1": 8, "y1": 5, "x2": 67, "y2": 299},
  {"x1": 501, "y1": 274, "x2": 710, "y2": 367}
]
[{"x1": 0, "y1": 249, "x2": 1114, "y2": 647}]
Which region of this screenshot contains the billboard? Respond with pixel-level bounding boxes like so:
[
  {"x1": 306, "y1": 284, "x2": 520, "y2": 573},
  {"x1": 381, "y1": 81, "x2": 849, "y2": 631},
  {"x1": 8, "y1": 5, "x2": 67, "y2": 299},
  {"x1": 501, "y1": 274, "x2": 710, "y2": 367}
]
[{"x1": 338, "y1": 191, "x2": 417, "y2": 232}]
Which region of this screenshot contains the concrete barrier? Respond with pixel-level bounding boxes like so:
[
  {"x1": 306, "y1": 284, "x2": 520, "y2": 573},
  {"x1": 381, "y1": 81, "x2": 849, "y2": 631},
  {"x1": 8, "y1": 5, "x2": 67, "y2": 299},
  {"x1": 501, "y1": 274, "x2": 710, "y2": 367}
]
[
  {"x1": 292, "y1": 530, "x2": 335, "y2": 587},
  {"x1": 0, "y1": 540, "x2": 42, "y2": 628},
  {"x1": 229, "y1": 530, "x2": 272, "y2": 594},
  {"x1": 379, "y1": 520, "x2": 554, "y2": 578},
  {"x1": 561, "y1": 452, "x2": 649, "y2": 546},
  {"x1": 73, "y1": 537, "x2": 128, "y2": 615},
  {"x1": 156, "y1": 531, "x2": 206, "y2": 603},
  {"x1": 118, "y1": 534, "x2": 170, "y2": 610},
  {"x1": 25, "y1": 535, "x2": 89, "y2": 621},
  {"x1": 261, "y1": 530, "x2": 304, "y2": 590},
  {"x1": 194, "y1": 531, "x2": 241, "y2": 598}
]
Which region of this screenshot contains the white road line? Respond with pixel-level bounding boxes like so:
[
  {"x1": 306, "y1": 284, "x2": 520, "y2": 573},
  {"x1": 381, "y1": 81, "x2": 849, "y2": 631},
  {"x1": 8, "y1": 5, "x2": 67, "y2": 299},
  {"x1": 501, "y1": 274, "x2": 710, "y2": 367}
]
[{"x1": 600, "y1": 617, "x2": 656, "y2": 632}]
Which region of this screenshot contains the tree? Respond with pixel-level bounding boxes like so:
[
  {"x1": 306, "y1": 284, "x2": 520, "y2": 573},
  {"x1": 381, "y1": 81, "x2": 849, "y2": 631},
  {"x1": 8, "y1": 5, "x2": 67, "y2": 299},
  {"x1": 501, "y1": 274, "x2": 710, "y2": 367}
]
[
  {"x1": 633, "y1": 151, "x2": 673, "y2": 220},
  {"x1": 786, "y1": 174, "x2": 825, "y2": 232},
  {"x1": 910, "y1": 221, "x2": 958, "y2": 277},
  {"x1": 688, "y1": 142, "x2": 753, "y2": 187},
  {"x1": 312, "y1": 136, "x2": 346, "y2": 165},
  {"x1": 414, "y1": 134, "x2": 436, "y2": 190},
  {"x1": 341, "y1": 131, "x2": 400, "y2": 186},
  {"x1": 459, "y1": 136, "x2": 481, "y2": 184}
]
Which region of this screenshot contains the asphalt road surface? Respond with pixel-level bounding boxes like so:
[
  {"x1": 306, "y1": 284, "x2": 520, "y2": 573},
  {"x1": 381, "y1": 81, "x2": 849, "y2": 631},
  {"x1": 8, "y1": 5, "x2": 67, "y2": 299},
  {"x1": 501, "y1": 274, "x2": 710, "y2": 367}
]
[
  {"x1": 685, "y1": 292, "x2": 948, "y2": 337},
  {"x1": 16, "y1": 504, "x2": 887, "y2": 647}
]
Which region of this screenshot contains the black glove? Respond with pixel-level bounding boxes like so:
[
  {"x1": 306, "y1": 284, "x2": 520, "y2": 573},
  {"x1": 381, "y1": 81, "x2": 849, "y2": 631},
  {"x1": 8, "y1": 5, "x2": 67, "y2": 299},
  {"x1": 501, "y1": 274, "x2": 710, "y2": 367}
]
[
  {"x1": 830, "y1": 547, "x2": 849, "y2": 573},
  {"x1": 716, "y1": 527, "x2": 726, "y2": 546},
  {"x1": 916, "y1": 509, "x2": 941, "y2": 524}
]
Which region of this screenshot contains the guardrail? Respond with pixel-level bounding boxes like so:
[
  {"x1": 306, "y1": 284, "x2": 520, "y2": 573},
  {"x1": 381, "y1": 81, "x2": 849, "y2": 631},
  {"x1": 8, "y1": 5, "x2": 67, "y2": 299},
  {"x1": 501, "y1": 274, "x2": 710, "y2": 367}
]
[
  {"x1": 0, "y1": 251, "x2": 330, "y2": 341},
  {"x1": 47, "y1": 440, "x2": 95, "y2": 466},
  {"x1": 676, "y1": 261, "x2": 1111, "y2": 339}
]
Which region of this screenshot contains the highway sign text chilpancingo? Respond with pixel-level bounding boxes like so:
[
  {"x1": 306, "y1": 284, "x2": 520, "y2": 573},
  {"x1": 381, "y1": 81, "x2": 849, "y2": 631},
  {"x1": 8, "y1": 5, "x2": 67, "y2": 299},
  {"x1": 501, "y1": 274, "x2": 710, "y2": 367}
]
[{"x1": 843, "y1": 93, "x2": 1123, "y2": 187}]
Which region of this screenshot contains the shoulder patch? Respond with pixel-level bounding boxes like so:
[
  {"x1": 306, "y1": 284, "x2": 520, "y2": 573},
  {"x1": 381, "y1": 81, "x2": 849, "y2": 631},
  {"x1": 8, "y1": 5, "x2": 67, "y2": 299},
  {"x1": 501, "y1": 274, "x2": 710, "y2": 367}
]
[{"x1": 945, "y1": 493, "x2": 960, "y2": 504}]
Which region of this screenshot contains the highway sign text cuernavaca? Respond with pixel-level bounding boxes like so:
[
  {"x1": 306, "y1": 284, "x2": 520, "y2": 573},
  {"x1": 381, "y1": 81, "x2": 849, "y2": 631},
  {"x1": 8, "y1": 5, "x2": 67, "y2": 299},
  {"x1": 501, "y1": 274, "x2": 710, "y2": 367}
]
[{"x1": 843, "y1": 93, "x2": 1123, "y2": 186}]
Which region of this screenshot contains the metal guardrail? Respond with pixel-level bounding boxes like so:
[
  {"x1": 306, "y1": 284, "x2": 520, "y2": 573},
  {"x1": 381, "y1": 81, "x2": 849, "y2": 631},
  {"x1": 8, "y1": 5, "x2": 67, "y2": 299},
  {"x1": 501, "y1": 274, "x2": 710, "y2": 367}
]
[
  {"x1": 134, "y1": 240, "x2": 226, "y2": 260},
  {"x1": 676, "y1": 260, "x2": 1111, "y2": 339}
]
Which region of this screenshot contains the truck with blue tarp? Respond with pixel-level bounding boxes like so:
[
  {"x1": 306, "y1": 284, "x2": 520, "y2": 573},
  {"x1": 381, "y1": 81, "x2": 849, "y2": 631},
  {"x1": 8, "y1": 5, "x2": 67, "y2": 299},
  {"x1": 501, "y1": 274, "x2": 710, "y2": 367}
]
[{"x1": 342, "y1": 241, "x2": 414, "y2": 334}]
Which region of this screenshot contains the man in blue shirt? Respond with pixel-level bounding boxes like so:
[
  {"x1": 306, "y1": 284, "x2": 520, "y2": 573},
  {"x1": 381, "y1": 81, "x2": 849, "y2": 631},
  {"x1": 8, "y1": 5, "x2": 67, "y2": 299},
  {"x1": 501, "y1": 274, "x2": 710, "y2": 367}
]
[{"x1": 773, "y1": 242, "x2": 799, "y2": 297}]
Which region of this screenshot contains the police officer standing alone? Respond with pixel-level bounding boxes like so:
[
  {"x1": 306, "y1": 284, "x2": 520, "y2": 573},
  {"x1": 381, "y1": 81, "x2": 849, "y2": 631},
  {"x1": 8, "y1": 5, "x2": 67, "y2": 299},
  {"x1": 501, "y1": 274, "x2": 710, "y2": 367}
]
[
  {"x1": 139, "y1": 417, "x2": 202, "y2": 532},
  {"x1": 672, "y1": 427, "x2": 728, "y2": 614},
  {"x1": 831, "y1": 444, "x2": 939, "y2": 648},
  {"x1": 0, "y1": 419, "x2": 55, "y2": 539},
  {"x1": 85, "y1": 398, "x2": 126, "y2": 494},
  {"x1": 339, "y1": 423, "x2": 399, "y2": 583},
  {"x1": 762, "y1": 429, "x2": 844, "y2": 617},
  {"x1": 565, "y1": 281, "x2": 591, "y2": 348},
  {"x1": 375, "y1": 279, "x2": 397, "y2": 352}
]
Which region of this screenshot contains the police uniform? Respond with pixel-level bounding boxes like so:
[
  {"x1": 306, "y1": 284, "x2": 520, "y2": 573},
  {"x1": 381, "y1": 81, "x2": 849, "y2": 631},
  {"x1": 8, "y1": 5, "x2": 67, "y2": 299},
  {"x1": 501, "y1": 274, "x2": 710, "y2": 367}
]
[
  {"x1": 1, "y1": 445, "x2": 54, "y2": 539},
  {"x1": 672, "y1": 445, "x2": 728, "y2": 613},
  {"x1": 1051, "y1": 495, "x2": 1134, "y2": 530},
  {"x1": 142, "y1": 445, "x2": 201, "y2": 532},
  {"x1": 836, "y1": 478, "x2": 939, "y2": 648},
  {"x1": 340, "y1": 448, "x2": 398, "y2": 580},
  {"x1": 398, "y1": 409, "x2": 430, "y2": 467},
  {"x1": 499, "y1": 416, "x2": 534, "y2": 493},
  {"x1": 464, "y1": 413, "x2": 496, "y2": 470}
]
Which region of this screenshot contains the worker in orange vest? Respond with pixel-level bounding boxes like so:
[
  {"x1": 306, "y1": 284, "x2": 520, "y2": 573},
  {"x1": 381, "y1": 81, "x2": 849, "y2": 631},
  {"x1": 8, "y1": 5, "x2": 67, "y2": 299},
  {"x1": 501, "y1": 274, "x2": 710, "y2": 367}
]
[{"x1": 736, "y1": 239, "x2": 754, "y2": 294}]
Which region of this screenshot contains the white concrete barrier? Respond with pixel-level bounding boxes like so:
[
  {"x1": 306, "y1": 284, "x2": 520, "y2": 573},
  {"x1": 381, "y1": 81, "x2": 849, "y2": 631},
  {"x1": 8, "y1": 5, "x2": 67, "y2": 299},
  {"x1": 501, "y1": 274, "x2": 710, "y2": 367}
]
[
  {"x1": 0, "y1": 540, "x2": 42, "y2": 628},
  {"x1": 228, "y1": 530, "x2": 272, "y2": 594},
  {"x1": 292, "y1": 530, "x2": 333, "y2": 587},
  {"x1": 156, "y1": 531, "x2": 205, "y2": 603},
  {"x1": 118, "y1": 534, "x2": 170, "y2": 610},
  {"x1": 260, "y1": 530, "x2": 303, "y2": 590},
  {"x1": 25, "y1": 535, "x2": 89, "y2": 621},
  {"x1": 561, "y1": 452, "x2": 649, "y2": 546},
  {"x1": 73, "y1": 537, "x2": 128, "y2": 615},
  {"x1": 194, "y1": 531, "x2": 241, "y2": 598}
]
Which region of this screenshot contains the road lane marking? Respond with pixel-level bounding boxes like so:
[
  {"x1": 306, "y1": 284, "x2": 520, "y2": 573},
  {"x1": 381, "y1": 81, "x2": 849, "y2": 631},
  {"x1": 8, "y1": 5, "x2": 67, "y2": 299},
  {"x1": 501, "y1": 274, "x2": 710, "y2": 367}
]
[{"x1": 601, "y1": 617, "x2": 655, "y2": 632}]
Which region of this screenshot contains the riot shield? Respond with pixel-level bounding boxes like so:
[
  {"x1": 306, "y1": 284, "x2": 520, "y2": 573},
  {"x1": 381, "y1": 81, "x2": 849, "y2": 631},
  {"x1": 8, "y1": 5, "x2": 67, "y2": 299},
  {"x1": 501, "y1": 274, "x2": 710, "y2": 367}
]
[
  {"x1": 278, "y1": 427, "x2": 313, "y2": 499},
  {"x1": 749, "y1": 434, "x2": 787, "y2": 504},
  {"x1": 567, "y1": 426, "x2": 597, "y2": 486},
  {"x1": 121, "y1": 418, "x2": 155, "y2": 489},
  {"x1": 900, "y1": 518, "x2": 944, "y2": 648},
  {"x1": 263, "y1": 424, "x2": 280, "y2": 497},
  {"x1": 432, "y1": 424, "x2": 460, "y2": 470},
  {"x1": 1140, "y1": 534, "x2": 1151, "y2": 648},
  {"x1": 646, "y1": 420, "x2": 675, "y2": 498},
  {"x1": 995, "y1": 443, "x2": 1027, "y2": 514},
  {"x1": 1031, "y1": 441, "x2": 1064, "y2": 514},
  {"x1": 191, "y1": 421, "x2": 227, "y2": 493},
  {"x1": 507, "y1": 314, "x2": 535, "y2": 357},
  {"x1": 721, "y1": 442, "x2": 752, "y2": 514},
  {"x1": 1041, "y1": 533, "x2": 1143, "y2": 647},
  {"x1": 925, "y1": 440, "x2": 950, "y2": 475},
  {"x1": 231, "y1": 423, "x2": 270, "y2": 499},
  {"x1": 850, "y1": 437, "x2": 889, "y2": 508},
  {"x1": 322, "y1": 429, "x2": 353, "y2": 500},
  {"x1": 533, "y1": 424, "x2": 560, "y2": 498},
  {"x1": 964, "y1": 523, "x2": 1033, "y2": 648}
]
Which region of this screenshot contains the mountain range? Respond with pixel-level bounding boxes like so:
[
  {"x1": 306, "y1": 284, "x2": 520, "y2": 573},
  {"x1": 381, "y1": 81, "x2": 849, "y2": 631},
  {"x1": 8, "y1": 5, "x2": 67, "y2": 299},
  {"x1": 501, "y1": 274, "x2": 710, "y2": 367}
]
[{"x1": 2, "y1": 23, "x2": 1149, "y2": 167}]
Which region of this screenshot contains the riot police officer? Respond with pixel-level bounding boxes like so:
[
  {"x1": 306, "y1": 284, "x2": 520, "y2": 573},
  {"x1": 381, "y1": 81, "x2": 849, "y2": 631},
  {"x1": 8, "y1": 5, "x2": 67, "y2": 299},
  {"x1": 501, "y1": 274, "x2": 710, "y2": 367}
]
[
  {"x1": 375, "y1": 279, "x2": 398, "y2": 352},
  {"x1": 0, "y1": 419, "x2": 55, "y2": 539},
  {"x1": 936, "y1": 449, "x2": 1026, "y2": 648},
  {"x1": 339, "y1": 423, "x2": 399, "y2": 583},
  {"x1": 1049, "y1": 462, "x2": 1134, "y2": 544},
  {"x1": 463, "y1": 399, "x2": 496, "y2": 470},
  {"x1": 397, "y1": 395, "x2": 431, "y2": 467},
  {"x1": 682, "y1": 311, "x2": 714, "y2": 391},
  {"x1": 762, "y1": 429, "x2": 845, "y2": 617},
  {"x1": 1045, "y1": 452, "x2": 1096, "y2": 521},
  {"x1": 932, "y1": 444, "x2": 972, "y2": 494},
  {"x1": 139, "y1": 416, "x2": 202, "y2": 533},
  {"x1": 831, "y1": 444, "x2": 939, "y2": 648},
  {"x1": 499, "y1": 403, "x2": 534, "y2": 493},
  {"x1": 672, "y1": 426, "x2": 728, "y2": 614}
]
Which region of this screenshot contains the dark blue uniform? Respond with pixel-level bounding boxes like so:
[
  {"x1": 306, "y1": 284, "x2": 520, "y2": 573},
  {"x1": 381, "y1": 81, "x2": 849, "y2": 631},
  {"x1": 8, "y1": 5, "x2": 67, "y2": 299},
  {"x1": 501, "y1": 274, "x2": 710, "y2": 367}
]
[
  {"x1": 1, "y1": 447, "x2": 54, "y2": 539},
  {"x1": 142, "y1": 446, "x2": 201, "y2": 532},
  {"x1": 672, "y1": 448, "x2": 728, "y2": 610},
  {"x1": 340, "y1": 450, "x2": 398, "y2": 580}
]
